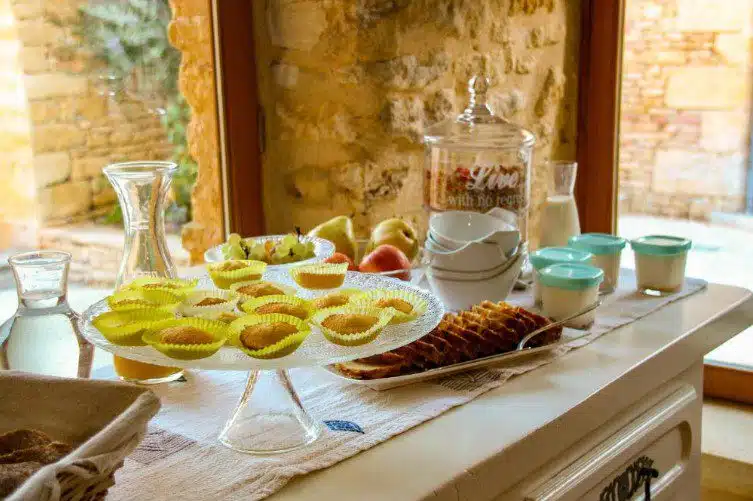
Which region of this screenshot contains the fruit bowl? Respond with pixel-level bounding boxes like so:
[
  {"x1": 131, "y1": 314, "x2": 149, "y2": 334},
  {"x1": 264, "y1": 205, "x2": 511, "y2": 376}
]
[{"x1": 203, "y1": 235, "x2": 335, "y2": 268}]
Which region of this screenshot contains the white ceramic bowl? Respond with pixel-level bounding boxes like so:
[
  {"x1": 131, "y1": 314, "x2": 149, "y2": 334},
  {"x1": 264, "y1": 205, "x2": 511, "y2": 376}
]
[
  {"x1": 424, "y1": 234, "x2": 518, "y2": 273},
  {"x1": 204, "y1": 234, "x2": 335, "y2": 269},
  {"x1": 426, "y1": 252, "x2": 523, "y2": 312},
  {"x1": 429, "y1": 210, "x2": 515, "y2": 249}
]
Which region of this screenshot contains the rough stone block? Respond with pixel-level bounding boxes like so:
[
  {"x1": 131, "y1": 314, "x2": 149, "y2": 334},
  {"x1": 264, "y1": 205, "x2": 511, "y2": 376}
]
[
  {"x1": 701, "y1": 111, "x2": 747, "y2": 153},
  {"x1": 652, "y1": 149, "x2": 746, "y2": 197},
  {"x1": 676, "y1": 0, "x2": 747, "y2": 32},
  {"x1": 11, "y1": 0, "x2": 44, "y2": 20},
  {"x1": 32, "y1": 124, "x2": 86, "y2": 152},
  {"x1": 76, "y1": 96, "x2": 109, "y2": 121},
  {"x1": 714, "y1": 34, "x2": 748, "y2": 65},
  {"x1": 15, "y1": 20, "x2": 64, "y2": 46},
  {"x1": 666, "y1": 67, "x2": 746, "y2": 109},
  {"x1": 29, "y1": 99, "x2": 75, "y2": 123},
  {"x1": 267, "y1": 0, "x2": 327, "y2": 51},
  {"x1": 24, "y1": 73, "x2": 88, "y2": 100},
  {"x1": 39, "y1": 180, "x2": 92, "y2": 220},
  {"x1": 383, "y1": 96, "x2": 425, "y2": 143},
  {"x1": 19, "y1": 46, "x2": 49, "y2": 73},
  {"x1": 72, "y1": 156, "x2": 110, "y2": 180},
  {"x1": 33, "y1": 152, "x2": 70, "y2": 187}
]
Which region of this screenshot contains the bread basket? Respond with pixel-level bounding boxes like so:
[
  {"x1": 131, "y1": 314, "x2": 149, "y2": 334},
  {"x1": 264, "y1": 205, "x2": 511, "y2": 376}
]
[{"x1": 0, "y1": 371, "x2": 160, "y2": 501}]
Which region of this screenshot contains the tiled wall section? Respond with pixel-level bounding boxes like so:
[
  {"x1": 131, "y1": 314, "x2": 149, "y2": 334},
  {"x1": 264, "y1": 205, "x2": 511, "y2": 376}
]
[{"x1": 620, "y1": 0, "x2": 753, "y2": 219}]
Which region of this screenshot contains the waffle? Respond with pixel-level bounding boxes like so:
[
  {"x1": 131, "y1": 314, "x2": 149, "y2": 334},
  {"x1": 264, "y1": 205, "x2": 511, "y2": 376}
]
[{"x1": 334, "y1": 301, "x2": 562, "y2": 380}]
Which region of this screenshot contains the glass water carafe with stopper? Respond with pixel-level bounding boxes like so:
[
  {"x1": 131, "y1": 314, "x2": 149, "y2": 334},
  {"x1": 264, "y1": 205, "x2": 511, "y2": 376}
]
[
  {"x1": 539, "y1": 161, "x2": 581, "y2": 248},
  {"x1": 104, "y1": 161, "x2": 182, "y2": 384},
  {"x1": 0, "y1": 251, "x2": 93, "y2": 378}
]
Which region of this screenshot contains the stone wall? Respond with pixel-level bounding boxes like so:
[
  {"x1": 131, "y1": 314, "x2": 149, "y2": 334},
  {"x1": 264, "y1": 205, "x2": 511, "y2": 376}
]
[
  {"x1": 251, "y1": 0, "x2": 582, "y2": 246},
  {"x1": 620, "y1": 0, "x2": 752, "y2": 219},
  {"x1": 9, "y1": 0, "x2": 174, "y2": 226}
]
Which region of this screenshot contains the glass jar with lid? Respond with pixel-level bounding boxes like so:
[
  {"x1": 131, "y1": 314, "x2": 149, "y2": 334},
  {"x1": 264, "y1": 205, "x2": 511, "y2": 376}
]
[{"x1": 423, "y1": 75, "x2": 535, "y2": 246}]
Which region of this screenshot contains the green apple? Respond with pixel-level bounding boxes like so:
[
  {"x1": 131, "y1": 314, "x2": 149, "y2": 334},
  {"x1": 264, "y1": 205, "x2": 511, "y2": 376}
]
[
  {"x1": 308, "y1": 216, "x2": 357, "y2": 260},
  {"x1": 367, "y1": 218, "x2": 419, "y2": 261}
]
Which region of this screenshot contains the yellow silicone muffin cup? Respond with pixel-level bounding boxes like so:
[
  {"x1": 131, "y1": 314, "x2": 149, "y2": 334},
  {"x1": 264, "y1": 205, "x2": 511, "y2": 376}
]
[
  {"x1": 180, "y1": 289, "x2": 240, "y2": 318},
  {"x1": 289, "y1": 263, "x2": 348, "y2": 290},
  {"x1": 309, "y1": 288, "x2": 364, "y2": 311},
  {"x1": 229, "y1": 280, "x2": 297, "y2": 301},
  {"x1": 240, "y1": 295, "x2": 314, "y2": 320},
  {"x1": 310, "y1": 306, "x2": 394, "y2": 346},
  {"x1": 142, "y1": 317, "x2": 229, "y2": 360},
  {"x1": 122, "y1": 277, "x2": 198, "y2": 297},
  {"x1": 92, "y1": 309, "x2": 175, "y2": 346},
  {"x1": 107, "y1": 289, "x2": 182, "y2": 313},
  {"x1": 352, "y1": 288, "x2": 428, "y2": 324},
  {"x1": 207, "y1": 260, "x2": 267, "y2": 289},
  {"x1": 228, "y1": 313, "x2": 310, "y2": 359}
]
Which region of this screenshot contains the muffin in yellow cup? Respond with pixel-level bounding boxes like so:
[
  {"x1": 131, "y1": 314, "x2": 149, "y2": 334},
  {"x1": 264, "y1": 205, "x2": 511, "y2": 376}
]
[
  {"x1": 107, "y1": 289, "x2": 182, "y2": 313},
  {"x1": 207, "y1": 260, "x2": 267, "y2": 289},
  {"x1": 92, "y1": 309, "x2": 175, "y2": 346},
  {"x1": 123, "y1": 277, "x2": 198, "y2": 297},
  {"x1": 228, "y1": 314, "x2": 310, "y2": 359},
  {"x1": 229, "y1": 280, "x2": 297, "y2": 300},
  {"x1": 205, "y1": 310, "x2": 242, "y2": 324},
  {"x1": 289, "y1": 263, "x2": 348, "y2": 290},
  {"x1": 310, "y1": 306, "x2": 394, "y2": 346},
  {"x1": 142, "y1": 317, "x2": 228, "y2": 360},
  {"x1": 352, "y1": 289, "x2": 427, "y2": 324},
  {"x1": 240, "y1": 295, "x2": 313, "y2": 320},
  {"x1": 180, "y1": 289, "x2": 239, "y2": 318},
  {"x1": 309, "y1": 288, "x2": 363, "y2": 310}
]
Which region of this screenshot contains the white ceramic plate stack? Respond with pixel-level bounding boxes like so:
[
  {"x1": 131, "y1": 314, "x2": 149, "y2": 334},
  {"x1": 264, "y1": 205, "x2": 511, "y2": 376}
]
[{"x1": 424, "y1": 209, "x2": 523, "y2": 312}]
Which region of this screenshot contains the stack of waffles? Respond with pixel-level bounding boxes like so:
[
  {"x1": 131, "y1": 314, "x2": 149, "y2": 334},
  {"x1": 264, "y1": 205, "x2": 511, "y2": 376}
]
[{"x1": 334, "y1": 301, "x2": 562, "y2": 380}]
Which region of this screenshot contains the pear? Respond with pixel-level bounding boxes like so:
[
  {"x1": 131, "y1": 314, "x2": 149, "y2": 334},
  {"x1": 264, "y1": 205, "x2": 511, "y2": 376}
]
[
  {"x1": 308, "y1": 216, "x2": 357, "y2": 260},
  {"x1": 367, "y1": 218, "x2": 419, "y2": 261}
]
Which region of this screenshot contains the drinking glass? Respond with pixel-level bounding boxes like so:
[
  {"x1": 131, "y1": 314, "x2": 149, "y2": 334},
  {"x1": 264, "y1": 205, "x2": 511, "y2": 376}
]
[
  {"x1": 539, "y1": 161, "x2": 581, "y2": 248},
  {"x1": 0, "y1": 251, "x2": 93, "y2": 378},
  {"x1": 104, "y1": 161, "x2": 182, "y2": 384}
]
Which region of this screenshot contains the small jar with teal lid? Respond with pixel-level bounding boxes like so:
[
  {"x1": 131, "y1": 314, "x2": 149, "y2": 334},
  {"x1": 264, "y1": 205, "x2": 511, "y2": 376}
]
[
  {"x1": 568, "y1": 233, "x2": 627, "y2": 293},
  {"x1": 530, "y1": 247, "x2": 592, "y2": 305},
  {"x1": 539, "y1": 263, "x2": 603, "y2": 329},
  {"x1": 630, "y1": 235, "x2": 691, "y2": 294}
]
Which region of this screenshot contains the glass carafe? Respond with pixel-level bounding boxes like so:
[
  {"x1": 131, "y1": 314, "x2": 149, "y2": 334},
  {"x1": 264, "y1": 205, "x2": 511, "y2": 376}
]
[
  {"x1": 539, "y1": 161, "x2": 581, "y2": 248},
  {"x1": 104, "y1": 161, "x2": 182, "y2": 384},
  {"x1": 0, "y1": 251, "x2": 93, "y2": 378}
]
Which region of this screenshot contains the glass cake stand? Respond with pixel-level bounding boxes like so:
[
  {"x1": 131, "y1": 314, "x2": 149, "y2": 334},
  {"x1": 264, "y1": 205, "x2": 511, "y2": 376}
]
[{"x1": 80, "y1": 270, "x2": 444, "y2": 455}]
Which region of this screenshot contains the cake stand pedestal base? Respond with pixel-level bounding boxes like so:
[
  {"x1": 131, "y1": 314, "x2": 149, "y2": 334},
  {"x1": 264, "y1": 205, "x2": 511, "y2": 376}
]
[{"x1": 219, "y1": 369, "x2": 321, "y2": 455}]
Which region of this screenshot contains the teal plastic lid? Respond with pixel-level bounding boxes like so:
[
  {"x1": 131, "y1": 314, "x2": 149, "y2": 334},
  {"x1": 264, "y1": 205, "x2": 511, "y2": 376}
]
[
  {"x1": 530, "y1": 247, "x2": 593, "y2": 271},
  {"x1": 539, "y1": 263, "x2": 604, "y2": 291},
  {"x1": 630, "y1": 235, "x2": 692, "y2": 256},
  {"x1": 568, "y1": 233, "x2": 627, "y2": 255}
]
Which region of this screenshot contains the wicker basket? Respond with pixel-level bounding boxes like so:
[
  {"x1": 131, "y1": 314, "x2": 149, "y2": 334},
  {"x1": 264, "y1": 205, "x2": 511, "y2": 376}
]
[{"x1": 0, "y1": 371, "x2": 161, "y2": 501}]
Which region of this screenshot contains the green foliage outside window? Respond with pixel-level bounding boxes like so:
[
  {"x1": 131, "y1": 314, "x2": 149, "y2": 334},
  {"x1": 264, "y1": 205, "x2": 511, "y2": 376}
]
[{"x1": 71, "y1": 0, "x2": 196, "y2": 227}]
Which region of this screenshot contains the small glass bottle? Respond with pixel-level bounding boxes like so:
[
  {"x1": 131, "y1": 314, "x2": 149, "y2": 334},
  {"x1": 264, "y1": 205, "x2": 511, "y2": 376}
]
[
  {"x1": 0, "y1": 251, "x2": 93, "y2": 378},
  {"x1": 423, "y1": 75, "x2": 535, "y2": 245},
  {"x1": 539, "y1": 161, "x2": 581, "y2": 248},
  {"x1": 104, "y1": 161, "x2": 182, "y2": 384}
]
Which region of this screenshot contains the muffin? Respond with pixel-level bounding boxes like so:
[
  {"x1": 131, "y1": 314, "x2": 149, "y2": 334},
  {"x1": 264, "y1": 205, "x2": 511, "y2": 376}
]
[
  {"x1": 240, "y1": 295, "x2": 313, "y2": 320},
  {"x1": 123, "y1": 277, "x2": 198, "y2": 297},
  {"x1": 180, "y1": 289, "x2": 239, "y2": 318},
  {"x1": 352, "y1": 289, "x2": 427, "y2": 324},
  {"x1": 230, "y1": 280, "x2": 296, "y2": 300},
  {"x1": 92, "y1": 309, "x2": 174, "y2": 346},
  {"x1": 309, "y1": 289, "x2": 362, "y2": 310},
  {"x1": 142, "y1": 318, "x2": 228, "y2": 360},
  {"x1": 207, "y1": 260, "x2": 267, "y2": 289},
  {"x1": 107, "y1": 289, "x2": 182, "y2": 313},
  {"x1": 228, "y1": 314, "x2": 310, "y2": 359},
  {"x1": 310, "y1": 306, "x2": 394, "y2": 346},
  {"x1": 289, "y1": 263, "x2": 348, "y2": 290}
]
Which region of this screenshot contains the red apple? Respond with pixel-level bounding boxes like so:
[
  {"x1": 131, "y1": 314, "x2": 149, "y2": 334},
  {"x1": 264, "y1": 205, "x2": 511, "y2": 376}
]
[
  {"x1": 358, "y1": 244, "x2": 412, "y2": 281},
  {"x1": 325, "y1": 252, "x2": 357, "y2": 271}
]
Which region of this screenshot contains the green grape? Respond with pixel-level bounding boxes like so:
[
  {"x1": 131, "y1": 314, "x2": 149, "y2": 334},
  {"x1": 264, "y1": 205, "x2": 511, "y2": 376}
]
[
  {"x1": 280, "y1": 234, "x2": 298, "y2": 247},
  {"x1": 247, "y1": 243, "x2": 266, "y2": 261},
  {"x1": 227, "y1": 233, "x2": 242, "y2": 246},
  {"x1": 303, "y1": 241, "x2": 315, "y2": 257},
  {"x1": 291, "y1": 242, "x2": 306, "y2": 258}
]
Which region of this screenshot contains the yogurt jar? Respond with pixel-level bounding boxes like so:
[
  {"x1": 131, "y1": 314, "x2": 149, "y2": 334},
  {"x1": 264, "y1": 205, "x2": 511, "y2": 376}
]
[
  {"x1": 567, "y1": 233, "x2": 627, "y2": 293},
  {"x1": 630, "y1": 235, "x2": 692, "y2": 294},
  {"x1": 529, "y1": 247, "x2": 592, "y2": 305},
  {"x1": 539, "y1": 263, "x2": 603, "y2": 329}
]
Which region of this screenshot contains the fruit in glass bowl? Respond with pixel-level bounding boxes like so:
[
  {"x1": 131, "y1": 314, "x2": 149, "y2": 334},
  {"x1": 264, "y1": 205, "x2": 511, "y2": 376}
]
[{"x1": 204, "y1": 233, "x2": 335, "y2": 268}]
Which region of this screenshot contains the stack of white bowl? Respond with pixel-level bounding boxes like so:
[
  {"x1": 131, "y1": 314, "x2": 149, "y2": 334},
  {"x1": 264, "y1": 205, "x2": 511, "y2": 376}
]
[{"x1": 424, "y1": 210, "x2": 523, "y2": 312}]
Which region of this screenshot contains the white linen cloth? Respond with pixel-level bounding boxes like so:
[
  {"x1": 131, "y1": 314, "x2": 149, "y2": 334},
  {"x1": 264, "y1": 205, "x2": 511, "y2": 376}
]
[{"x1": 108, "y1": 271, "x2": 706, "y2": 500}]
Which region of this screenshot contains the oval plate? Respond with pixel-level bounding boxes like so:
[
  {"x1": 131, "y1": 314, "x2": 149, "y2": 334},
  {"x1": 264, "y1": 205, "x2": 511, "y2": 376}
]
[{"x1": 80, "y1": 270, "x2": 444, "y2": 371}]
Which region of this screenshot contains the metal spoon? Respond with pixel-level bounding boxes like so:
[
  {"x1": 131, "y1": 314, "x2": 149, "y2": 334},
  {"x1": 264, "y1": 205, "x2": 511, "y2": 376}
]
[{"x1": 516, "y1": 299, "x2": 603, "y2": 351}]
